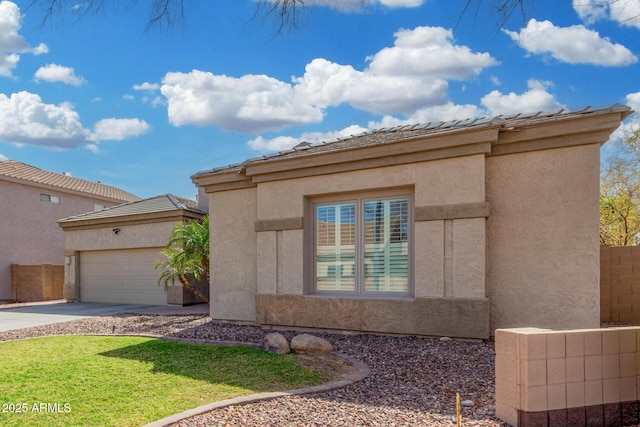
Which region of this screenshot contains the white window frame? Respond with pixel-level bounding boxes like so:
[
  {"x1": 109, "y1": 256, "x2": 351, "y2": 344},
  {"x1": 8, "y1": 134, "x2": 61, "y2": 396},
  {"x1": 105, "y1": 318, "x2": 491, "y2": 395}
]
[{"x1": 312, "y1": 193, "x2": 413, "y2": 298}]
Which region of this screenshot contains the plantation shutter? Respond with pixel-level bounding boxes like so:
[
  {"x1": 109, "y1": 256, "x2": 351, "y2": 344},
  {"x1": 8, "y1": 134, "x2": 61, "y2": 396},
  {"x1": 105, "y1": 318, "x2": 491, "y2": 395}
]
[
  {"x1": 363, "y1": 199, "x2": 409, "y2": 293},
  {"x1": 315, "y1": 203, "x2": 356, "y2": 291}
]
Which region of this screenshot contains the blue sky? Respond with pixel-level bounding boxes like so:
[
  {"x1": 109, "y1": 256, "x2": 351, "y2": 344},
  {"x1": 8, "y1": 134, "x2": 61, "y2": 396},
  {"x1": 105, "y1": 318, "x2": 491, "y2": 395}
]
[{"x1": 1, "y1": 0, "x2": 639, "y2": 199}]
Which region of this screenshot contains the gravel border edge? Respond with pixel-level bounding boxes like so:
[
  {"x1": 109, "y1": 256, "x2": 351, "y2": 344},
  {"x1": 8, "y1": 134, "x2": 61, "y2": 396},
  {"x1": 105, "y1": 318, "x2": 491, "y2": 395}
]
[{"x1": 141, "y1": 342, "x2": 370, "y2": 427}]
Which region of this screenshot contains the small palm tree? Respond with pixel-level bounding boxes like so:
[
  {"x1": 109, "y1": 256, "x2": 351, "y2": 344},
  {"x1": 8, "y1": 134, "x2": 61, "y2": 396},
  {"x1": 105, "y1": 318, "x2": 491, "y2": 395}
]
[{"x1": 156, "y1": 216, "x2": 210, "y2": 303}]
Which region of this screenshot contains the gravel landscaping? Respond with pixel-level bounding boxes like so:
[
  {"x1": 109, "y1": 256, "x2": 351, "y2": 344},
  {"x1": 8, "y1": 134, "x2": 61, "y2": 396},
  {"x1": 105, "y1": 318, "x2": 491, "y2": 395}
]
[{"x1": 0, "y1": 313, "x2": 506, "y2": 427}]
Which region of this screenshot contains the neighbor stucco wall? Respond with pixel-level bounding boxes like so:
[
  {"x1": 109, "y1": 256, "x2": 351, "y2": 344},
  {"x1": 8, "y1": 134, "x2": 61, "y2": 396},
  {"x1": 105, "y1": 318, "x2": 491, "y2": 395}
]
[
  {"x1": 209, "y1": 187, "x2": 258, "y2": 322},
  {"x1": 0, "y1": 180, "x2": 121, "y2": 300},
  {"x1": 486, "y1": 144, "x2": 601, "y2": 332}
]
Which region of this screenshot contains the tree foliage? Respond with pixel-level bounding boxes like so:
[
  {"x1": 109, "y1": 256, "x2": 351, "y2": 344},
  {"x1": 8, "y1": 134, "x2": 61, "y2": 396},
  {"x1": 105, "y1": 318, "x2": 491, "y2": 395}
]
[
  {"x1": 600, "y1": 130, "x2": 640, "y2": 246},
  {"x1": 155, "y1": 216, "x2": 210, "y2": 302}
]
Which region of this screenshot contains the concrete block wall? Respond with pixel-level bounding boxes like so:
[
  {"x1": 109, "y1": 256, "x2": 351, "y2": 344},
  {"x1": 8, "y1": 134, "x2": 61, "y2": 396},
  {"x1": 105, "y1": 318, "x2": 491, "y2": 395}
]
[
  {"x1": 601, "y1": 246, "x2": 640, "y2": 324},
  {"x1": 496, "y1": 327, "x2": 640, "y2": 427},
  {"x1": 10, "y1": 264, "x2": 64, "y2": 302}
]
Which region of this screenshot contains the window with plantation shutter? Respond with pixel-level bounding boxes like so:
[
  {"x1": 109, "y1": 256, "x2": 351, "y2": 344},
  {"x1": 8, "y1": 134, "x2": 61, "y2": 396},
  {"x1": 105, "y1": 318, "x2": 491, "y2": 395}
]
[{"x1": 314, "y1": 195, "x2": 411, "y2": 296}]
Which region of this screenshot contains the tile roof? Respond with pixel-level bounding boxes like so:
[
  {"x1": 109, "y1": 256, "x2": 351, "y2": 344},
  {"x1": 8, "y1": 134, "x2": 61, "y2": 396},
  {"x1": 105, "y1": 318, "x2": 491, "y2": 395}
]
[
  {"x1": 0, "y1": 160, "x2": 140, "y2": 203},
  {"x1": 58, "y1": 194, "x2": 206, "y2": 224},
  {"x1": 194, "y1": 104, "x2": 632, "y2": 177}
]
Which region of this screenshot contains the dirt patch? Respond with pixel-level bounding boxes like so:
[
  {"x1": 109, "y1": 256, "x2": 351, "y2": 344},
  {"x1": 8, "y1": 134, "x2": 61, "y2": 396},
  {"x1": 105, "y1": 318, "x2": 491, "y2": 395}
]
[{"x1": 294, "y1": 353, "x2": 359, "y2": 382}]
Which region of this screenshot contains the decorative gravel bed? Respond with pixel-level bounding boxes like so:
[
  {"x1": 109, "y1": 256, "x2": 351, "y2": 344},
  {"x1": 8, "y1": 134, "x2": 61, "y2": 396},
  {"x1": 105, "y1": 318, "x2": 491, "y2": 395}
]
[{"x1": 0, "y1": 313, "x2": 506, "y2": 427}]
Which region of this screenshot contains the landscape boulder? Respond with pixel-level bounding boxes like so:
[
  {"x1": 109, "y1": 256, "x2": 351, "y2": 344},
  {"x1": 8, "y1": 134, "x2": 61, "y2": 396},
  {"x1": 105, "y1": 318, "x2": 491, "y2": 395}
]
[
  {"x1": 290, "y1": 333, "x2": 333, "y2": 354},
  {"x1": 263, "y1": 332, "x2": 290, "y2": 354}
]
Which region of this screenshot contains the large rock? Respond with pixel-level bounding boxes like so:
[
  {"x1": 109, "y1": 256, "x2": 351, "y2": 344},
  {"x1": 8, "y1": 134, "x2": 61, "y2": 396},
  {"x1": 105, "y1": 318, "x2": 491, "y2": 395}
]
[
  {"x1": 290, "y1": 333, "x2": 333, "y2": 354},
  {"x1": 263, "y1": 333, "x2": 290, "y2": 354}
]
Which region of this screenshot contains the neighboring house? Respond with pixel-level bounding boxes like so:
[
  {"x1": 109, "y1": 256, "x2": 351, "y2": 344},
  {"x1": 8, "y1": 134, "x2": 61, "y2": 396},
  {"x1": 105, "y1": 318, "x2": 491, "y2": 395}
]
[
  {"x1": 58, "y1": 194, "x2": 208, "y2": 305},
  {"x1": 0, "y1": 160, "x2": 139, "y2": 301},
  {"x1": 193, "y1": 105, "x2": 632, "y2": 339}
]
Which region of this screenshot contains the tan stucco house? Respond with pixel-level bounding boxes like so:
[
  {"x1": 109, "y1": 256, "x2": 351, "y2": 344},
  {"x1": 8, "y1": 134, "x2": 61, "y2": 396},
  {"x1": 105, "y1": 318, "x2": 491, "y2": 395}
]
[
  {"x1": 193, "y1": 105, "x2": 632, "y2": 339},
  {"x1": 0, "y1": 161, "x2": 139, "y2": 301},
  {"x1": 58, "y1": 194, "x2": 208, "y2": 306}
]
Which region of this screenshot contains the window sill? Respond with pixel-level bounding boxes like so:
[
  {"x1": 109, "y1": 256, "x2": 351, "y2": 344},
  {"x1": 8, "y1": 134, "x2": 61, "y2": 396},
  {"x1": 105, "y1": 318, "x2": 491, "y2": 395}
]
[{"x1": 308, "y1": 293, "x2": 414, "y2": 300}]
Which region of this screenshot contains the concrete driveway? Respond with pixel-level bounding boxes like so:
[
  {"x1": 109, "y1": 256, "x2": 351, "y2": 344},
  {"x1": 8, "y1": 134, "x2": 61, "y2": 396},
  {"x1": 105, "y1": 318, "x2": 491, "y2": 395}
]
[{"x1": 0, "y1": 302, "x2": 163, "y2": 333}]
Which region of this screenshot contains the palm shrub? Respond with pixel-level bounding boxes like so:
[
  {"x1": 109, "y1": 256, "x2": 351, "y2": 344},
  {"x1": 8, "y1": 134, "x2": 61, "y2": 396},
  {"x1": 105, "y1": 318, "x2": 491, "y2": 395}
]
[{"x1": 156, "y1": 216, "x2": 210, "y2": 303}]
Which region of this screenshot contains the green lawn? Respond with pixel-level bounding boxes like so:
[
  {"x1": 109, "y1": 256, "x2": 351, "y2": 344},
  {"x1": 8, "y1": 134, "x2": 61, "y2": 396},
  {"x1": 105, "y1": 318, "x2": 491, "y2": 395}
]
[{"x1": 0, "y1": 335, "x2": 326, "y2": 427}]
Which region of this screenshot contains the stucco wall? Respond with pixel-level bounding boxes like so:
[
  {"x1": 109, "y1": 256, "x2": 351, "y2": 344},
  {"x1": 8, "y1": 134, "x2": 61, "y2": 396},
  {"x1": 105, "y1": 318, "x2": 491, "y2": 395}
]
[
  {"x1": 209, "y1": 187, "x2": 258, "y2": 322},
  {"x1": 256, "y1": 154, "x2": 486, "y2": 219},
  {"x1": 0, "y1": 180, "x2": 121, "y2": 300},
  {"x1": 64, "y1": 222, "x2": 177, "y2": 251},
  {"x1": 208, "y1": 155, "x2": 488, "y2": 331},
  {"x1": 230, "y1": 154, "x2": 488, "y2": 335},
  {"x1": 486, "y1": 144, "x2": 601, "y2": 332},
  {"x1": 256, "y1": 155, "x2": 487, "y2": 300}
]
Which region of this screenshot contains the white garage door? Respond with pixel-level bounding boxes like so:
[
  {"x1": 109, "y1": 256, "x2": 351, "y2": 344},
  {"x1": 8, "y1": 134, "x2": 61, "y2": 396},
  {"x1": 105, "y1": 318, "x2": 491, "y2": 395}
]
[{"x1": 80, "y1": 248, "x2": 168, "y2": 305}]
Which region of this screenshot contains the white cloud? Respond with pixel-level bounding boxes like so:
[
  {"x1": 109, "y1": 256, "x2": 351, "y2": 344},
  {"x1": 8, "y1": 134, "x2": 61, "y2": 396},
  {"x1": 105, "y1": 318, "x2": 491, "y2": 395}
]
[
  {"x1": 293, "y1": 58, "x2": 449, "y2": 115},
  {"x1": 610, "y1": 91, "x2": 640, "y2": 142},
  {"x1": 378, "y1": 0, "x2": 423, "y2": 8},
  {"x1": 574, "y1": 0, "x2": 640, "y2": 28},
  {"x1": 162, "y1": 70, "x2": 323, "y2": 133},
  {"x1": 0, "y1": 91, "x2": 88, "y2": 147},
  {"x1": 34, "y1": 64, "x2": 86, "y2": 86},
  {"x1": 273, "y1": 0, "x2": 423, "y2": 11},
  {"x1": 133, "y1": 82, "x2": 160, "y2": 92},
  {"x1": 248, "y1": 125, "x2": 368, "y2": 151},
  {"x1": 132, "y1": 82, "x2": 166, "y2": 107},
  {"x1": 504, "y1": 19, "x2": 637, "y2": 66},
  {"x1": 0, "y1": 153, "x2": 7, "y2": 160},
  {"x1": 481, "y1": 79, "x2": 565, "y2": 116},
  {"x1": 367, "y1": 26, "x2": 498, "y2": 79},
  {"x1": 89, "y1": 118, "x2": 151, "y2": 142},
  {"x1": 0, "y1": 91, "x2": 150, "y2": 148},
  {"x1": 0, "y1": 1, "x2": 48, "y2": 77},
  {"x1": 123, "y1": 94, "x2": 134, "y2": 100},
  {"x1": 162, "y1": 26, "x2": 496, "y2": 133}
]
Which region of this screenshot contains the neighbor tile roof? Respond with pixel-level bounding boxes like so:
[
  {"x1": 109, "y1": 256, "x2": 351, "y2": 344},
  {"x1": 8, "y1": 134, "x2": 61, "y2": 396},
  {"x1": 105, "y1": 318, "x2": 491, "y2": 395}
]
[
  {"x1": 194, "y1": 104, "x2": 632, "y2": 177},
  {"x1": 58, "y1": 194, "x2": 206, "y2": 224},
  {"x1": 0, "y1": 160, "x2": 140, "y2": 203}
]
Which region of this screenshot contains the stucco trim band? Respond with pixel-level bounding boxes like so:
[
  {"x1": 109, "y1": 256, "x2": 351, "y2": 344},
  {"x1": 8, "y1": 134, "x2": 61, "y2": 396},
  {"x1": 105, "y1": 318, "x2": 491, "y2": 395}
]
[
  {"x1": 255, "y1": 294, "x2": 490, "y2": 339},
  {"x1": 415, "y1": 202, "x2": 490, "y2": 221},
  {"x1": 255, "y1": 217, "x2": 304, "y2": 232}
]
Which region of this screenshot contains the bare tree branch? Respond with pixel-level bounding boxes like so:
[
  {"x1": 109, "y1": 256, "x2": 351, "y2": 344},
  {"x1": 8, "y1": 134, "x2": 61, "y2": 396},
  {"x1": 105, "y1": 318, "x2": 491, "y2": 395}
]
[{"x1": 24, "y1": 0, "x2": 640, "y2": 33}]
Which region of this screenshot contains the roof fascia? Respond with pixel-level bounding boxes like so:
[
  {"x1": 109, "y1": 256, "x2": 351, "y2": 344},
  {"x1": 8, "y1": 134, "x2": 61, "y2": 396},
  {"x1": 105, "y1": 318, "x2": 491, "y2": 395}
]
[
  {"x1": 192, "y1": 169, "x2": 255, "y2": 194},
  {"x1": 58, "y1": 209, "x2": 203, "y2": 231},
  {"x1": 0, "y1": 175, "x2": 135, "y2": 204},
  {"x1": 244, "y1": 126, "x2": 500, "y2": 181},
  {"x1": 492, "y1": 110, "x2": 628, "y2": 155}
]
